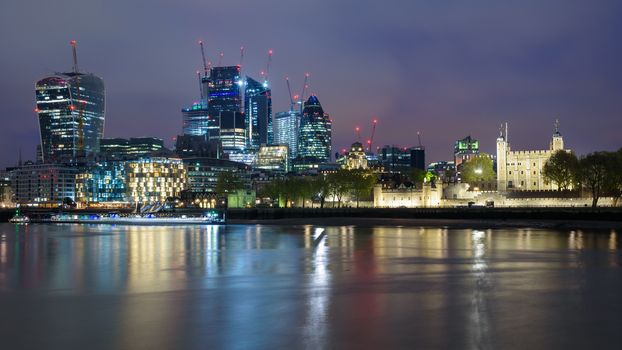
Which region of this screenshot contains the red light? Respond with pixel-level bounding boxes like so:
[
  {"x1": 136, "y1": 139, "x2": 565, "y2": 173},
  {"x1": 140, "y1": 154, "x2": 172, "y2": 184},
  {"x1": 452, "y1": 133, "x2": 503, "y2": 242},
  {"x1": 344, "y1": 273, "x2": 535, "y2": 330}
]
[
  {"x1": 373, "y1": 119, "x2": 378, "y2": 123},
  {"x1": 268, "y1": 49, "x2": 273, "y2": 55},
  {"x1": 198, "y1": 40, "x2": 203, "y2": 44},
  {"x1": 70, "y1": 105, "x2": 76, "y2": 111},
  {"x1": 34, "y1": 108, "x2": 39, "y2": 113},
  {"x1": 367, "y1": 140, "x2": 371, "y2": 144}
]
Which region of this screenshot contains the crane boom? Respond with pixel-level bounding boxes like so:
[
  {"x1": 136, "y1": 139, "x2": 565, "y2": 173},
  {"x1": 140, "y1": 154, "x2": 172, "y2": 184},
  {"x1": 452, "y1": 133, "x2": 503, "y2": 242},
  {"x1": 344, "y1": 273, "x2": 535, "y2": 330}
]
[
  {"x1": 285, "y1": 77, "x2": 294, "y2": 110},
  {"x1": 368, "y1": 119, "x2": 378, "y2": 152},
  {"x1": 199, "y1": 40, "x2": 208, "y2": 76},
  {"x1": 218, "y1": 51, "x2": 224, "y2": 66},
  {"x1": 299, "y1": 73, "x2": 309, "y2": 111},
  {"x1": 239, "y1": 46, "x2": 245, "y2": 67},
  {"x1": 71, "y1": 40, "x2": 78, "y2": 73},
  {"x1": 265, "y1": 49, "x2": 273, "y2": 84},
  {"x1": 197, "y1": 70, "x2": 203, "y2": 99}
]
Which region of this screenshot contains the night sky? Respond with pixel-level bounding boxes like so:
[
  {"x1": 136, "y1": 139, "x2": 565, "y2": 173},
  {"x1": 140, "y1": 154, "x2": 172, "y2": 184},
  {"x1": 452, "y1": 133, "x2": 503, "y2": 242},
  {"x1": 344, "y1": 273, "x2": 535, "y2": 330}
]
[{"x1": 1, "y1": 0, "x2": 621, "y2": 168}]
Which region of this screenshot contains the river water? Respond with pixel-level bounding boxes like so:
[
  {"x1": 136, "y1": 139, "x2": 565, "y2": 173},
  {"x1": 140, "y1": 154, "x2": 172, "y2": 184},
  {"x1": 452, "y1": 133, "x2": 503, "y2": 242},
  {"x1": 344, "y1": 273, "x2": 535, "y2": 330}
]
[{"x1": 0, "y1": 223, "x2": 620, "y2": 349}]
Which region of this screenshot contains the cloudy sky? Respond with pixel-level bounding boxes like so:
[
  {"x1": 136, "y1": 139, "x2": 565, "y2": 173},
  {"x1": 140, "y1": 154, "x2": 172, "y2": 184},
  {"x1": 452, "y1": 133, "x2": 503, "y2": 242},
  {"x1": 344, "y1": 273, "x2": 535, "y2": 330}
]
[{"x1": 0, "y1": 0, "x2": 621, "y2": 167}]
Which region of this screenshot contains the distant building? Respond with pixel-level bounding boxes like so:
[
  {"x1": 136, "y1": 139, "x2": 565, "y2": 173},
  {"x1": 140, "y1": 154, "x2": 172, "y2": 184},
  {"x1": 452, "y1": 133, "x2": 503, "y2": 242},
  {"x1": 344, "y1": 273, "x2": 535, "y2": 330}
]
[
  {"x1": 182, "y1": 102, "x2": 212, "y2": 137},
  {"x1": 297, "y1": 95, "x2": 332, "y2": 163},
  {"x1": 182, "y1": 157, "x2": 251, "y2": 207},
  {"x1": 218, "y1": 111, "x2": 246, "y2": 154},
  {"x1": 339, "y1": 142, "x2": 368, "y2": 170},
  {"x1": 76, "y1": 161, "x2": 127, "y2": 203},
  {"x1": 208, "y1": 66, "x2": 242, "y2": 116},
  {"x1": 454, "y1": 135, "x2": 480, "y2": 168},
  {"x1": 36, "y1": 72, "x2": 105, "y2": 162},
  {"x1": 100, "y1": 137, "x2": 164, "y2": 159},
  {"x1": 427, "y1": 161, "x2": 456, "y2": 183},
  {"x1": 9, "y1": 163, "x2": 78, "y2": 206},
  {"x1": 496, "y1": 122, "x2": 569, "y2": 191},
  {"x1": 175, "y1": 134, "x2": 219, "y2": 158},
  {"x1": 245, "y1": 77, "x2": 272, "y2": 149},
  {"x1": 373, "y1": 183, "x2": 441, "y2": 208},
  {"x1": 274, "y1": 110, "x2": 301, "y2": 158},
  {"x1": 126, "y1": 157, "x2": 186, "y2": 203},
  {"x1": 0, "y1": 171, "x2": 13, "y2": 207},
  {"x1": 380, "y1": 145, "x2": 425, "y2": 171},
  {"x1": 256, "y1": 145, "x2": 289, "y2": 172}
]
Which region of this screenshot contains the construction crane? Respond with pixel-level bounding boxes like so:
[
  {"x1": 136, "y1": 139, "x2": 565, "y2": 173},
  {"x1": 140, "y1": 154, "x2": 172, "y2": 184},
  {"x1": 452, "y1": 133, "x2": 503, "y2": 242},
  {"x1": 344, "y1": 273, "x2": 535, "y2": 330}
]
[
  {"x1": 218, "y1": 51, "x2": 224, "y2": 66},
  {"x1": 367, "y1": 118, "x2": 378, "y2": 152},
  {"x1": 299, "y1": 73, "x2": 309, "y2": 112},
  {"x1": 70, "y1": 40, "x2": 87, "y2": 156},
  {"x1": 239, "y1": 46, "x2": 245, "y2": 67},
  {"x1": 198, "y1": 40, "x2": 209, "y2": 76},
  {"x1": 417, "y1": 131, "x2": 424, "y2": 149},
  {"x1": 285, "y1": 77, "x2": 295, "y2": 111},
  {"x1": 355, "y1": 127, "x2": 361, "y2": 142},
  {"x1": 264, "y1": 49, "x2": 273, "y2": 86},
  {"x1": 196, "y1": 70, "x2": 203, "y2": 99}
]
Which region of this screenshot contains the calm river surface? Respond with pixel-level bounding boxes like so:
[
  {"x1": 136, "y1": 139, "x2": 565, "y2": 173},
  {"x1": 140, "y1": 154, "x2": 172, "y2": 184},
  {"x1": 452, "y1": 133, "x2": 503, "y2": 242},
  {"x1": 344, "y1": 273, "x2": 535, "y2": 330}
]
[{"x1": 0, "y1": 223, "x2": 621, "y2": 349}]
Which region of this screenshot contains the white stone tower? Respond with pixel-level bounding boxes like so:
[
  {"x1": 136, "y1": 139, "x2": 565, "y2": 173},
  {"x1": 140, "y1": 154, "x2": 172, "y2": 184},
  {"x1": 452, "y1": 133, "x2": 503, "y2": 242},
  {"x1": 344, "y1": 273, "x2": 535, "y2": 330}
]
[
  {"x1": 496, "y1": 123, "x2": 508, "y2": 191},
  {"x1": 550, "y1": 119, "x2": 564, "y2": 151}
]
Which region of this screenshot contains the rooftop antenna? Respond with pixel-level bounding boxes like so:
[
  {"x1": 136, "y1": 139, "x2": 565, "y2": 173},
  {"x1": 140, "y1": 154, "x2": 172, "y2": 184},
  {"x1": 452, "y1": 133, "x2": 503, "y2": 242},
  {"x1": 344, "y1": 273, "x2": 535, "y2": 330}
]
[
  {"x1": 198, "y1": 40, "x2": 209, "y2": 77},
  {"x1": 70, "y1": 40, "x2": 79, "y2": 73},
  {"x1": 417, "y1": 131, "x2": 424, "y2": 149},
  {"x1": 239, "y1": 46, "x2": 245, "y2": 67},
  {"x1": 554, "y1": 118, "x2": 560, "y2": 134},
  {"x1": 505, "y1": 122, "x2": 508, "y2": 142}
]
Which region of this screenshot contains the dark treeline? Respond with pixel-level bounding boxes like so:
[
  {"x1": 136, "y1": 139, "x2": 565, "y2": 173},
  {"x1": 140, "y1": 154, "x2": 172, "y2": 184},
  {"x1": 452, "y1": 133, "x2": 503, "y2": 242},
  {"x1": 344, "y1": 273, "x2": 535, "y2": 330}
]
[{"x1": 543, "y1": 148, "x2": 622, "y2": 207}]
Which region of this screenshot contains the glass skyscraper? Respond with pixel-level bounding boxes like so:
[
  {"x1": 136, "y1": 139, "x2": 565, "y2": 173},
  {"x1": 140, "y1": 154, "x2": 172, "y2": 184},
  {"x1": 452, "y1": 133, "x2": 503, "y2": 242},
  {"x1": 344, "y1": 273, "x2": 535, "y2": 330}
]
[
  {"x1": 274, "y1": 110, "x2": 301, "y2": 158},
  {"x1": 244, "y1": 77, "x2": 272, "y2": 149},
  {"x1": 297, "y1": 95, "x2": 332, "y2": 162},
  {"x1": 182, "y1": 102, "x2": 211, "y2": 136},
  {"x1": 208, "y1": 66, "x2": 242, "y2": 116},
  {"x1": 35, "y1": 73, "x2": 105, "y2": 162}
]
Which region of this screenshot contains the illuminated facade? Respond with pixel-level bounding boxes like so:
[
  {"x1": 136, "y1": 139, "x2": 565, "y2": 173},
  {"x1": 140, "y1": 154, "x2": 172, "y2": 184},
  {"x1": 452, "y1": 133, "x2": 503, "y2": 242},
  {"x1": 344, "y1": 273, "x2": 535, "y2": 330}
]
[
  {"x1": 182, "y1": 157, "x2": 250, "y2": 207},
  {"x1": 454, "y1": 135, "x2": 480, "y2": 168},
  {"x1": 298, "y1": 95, "x2": 332, "y2": 162},
  {"x1": 245, "y1": 77, "x2": 272, "y2": 148},
  {"x1": 341, "y1": 142, "x2": 368, "y2": 170},
  {"x1": 496, "y1": 122, "x2": 568, "y2": 191},
  {"x1": 208, "y1": 66, "x2": 242, "y2": 116},
  {"x1": 274, "y1": 110, "x2": 301, "y2": 158},
  {"x1": 182, "y1": 102, "x2": 212, "y2": 137},
  {"x1": 256, "y1": 145, "x2": 289, "y2": 172},
  {"x1": 126, "y1": 158, "x2": 186, "y2": 203},
  {"x1": 373, "y1": 183, "x2": 441, "y2": 208},
  {"x1": 219, "y1": 111, "x2": 246, "y2": 154},
  {"x1": 35, "y1": 73, "x2": 105, "y2": 162},
  {"x1": 100, "y1": 137, "x2": 164, "y2": 159},
  {"x1": 380, "y1": 145, "x2": 425, "y2": 171},
  {"x1": 76, "y1": 161, "x2": 127, "y2": 203},
  {"x1": 9, "y1": 163, "x2": 78, "y2": 205}
]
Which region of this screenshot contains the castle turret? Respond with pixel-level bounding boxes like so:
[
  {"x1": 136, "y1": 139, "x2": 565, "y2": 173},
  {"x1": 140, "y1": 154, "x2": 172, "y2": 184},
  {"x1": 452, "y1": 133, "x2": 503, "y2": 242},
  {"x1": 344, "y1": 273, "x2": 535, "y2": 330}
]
[
  {"x1": 496, "y1": 123, "x2": 508, "y2": 191},
  {"x1": 550, "y1": 119, "x2": 564, "y2": 151}
]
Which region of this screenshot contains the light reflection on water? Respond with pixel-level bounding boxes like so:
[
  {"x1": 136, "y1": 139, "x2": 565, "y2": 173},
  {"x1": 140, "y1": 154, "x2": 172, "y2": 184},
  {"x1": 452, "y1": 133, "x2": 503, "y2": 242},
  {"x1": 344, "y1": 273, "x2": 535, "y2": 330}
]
[{"x1": 0, "y1": 223, "x2": 621, "y2": 349}]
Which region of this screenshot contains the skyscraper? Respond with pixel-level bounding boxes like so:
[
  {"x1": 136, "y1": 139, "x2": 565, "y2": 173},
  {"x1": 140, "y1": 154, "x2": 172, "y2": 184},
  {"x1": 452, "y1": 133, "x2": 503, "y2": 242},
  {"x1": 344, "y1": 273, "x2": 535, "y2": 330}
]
[
  {"x1": 298, "y1": 95, "x2": 332, "y2": 162},
  {"x1": 208, "y1": 66, "x2": 242, "y2": 117},
  {"x1": 218, "y1": 111, "x2": 246, "y2": 154},
  {"x1": 36, "y1": 72, "x2": 105, "y2": 162},
  {"x1": 244, "y1": 77, "x2": 272, "y2": 148},
  {"x1": 182, "y1": 102, "x2": 212, "y2": 136},
  {"x1": 274, "y1": 110, "x2": 301, "y2": 158}
]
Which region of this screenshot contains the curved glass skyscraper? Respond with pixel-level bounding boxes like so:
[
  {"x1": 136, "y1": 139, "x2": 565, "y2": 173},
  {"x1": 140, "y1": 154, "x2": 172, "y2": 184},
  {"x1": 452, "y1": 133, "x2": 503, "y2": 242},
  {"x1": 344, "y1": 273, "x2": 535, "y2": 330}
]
[
  {"x1": 298, "y1": 95, "x2": 332, "y2": 162},
  {"x1": 35, "y1": 72, "x2": 105, "y2": 162}
]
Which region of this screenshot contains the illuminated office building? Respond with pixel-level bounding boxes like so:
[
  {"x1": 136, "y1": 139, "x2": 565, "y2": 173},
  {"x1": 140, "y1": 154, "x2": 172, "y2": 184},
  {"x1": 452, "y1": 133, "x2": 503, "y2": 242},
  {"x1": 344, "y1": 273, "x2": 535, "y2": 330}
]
[
  {"x1": 454, "y1": 135, "x2": 479, "y2": 168},
  {"x1": 380, "y1": 145, "x2": 425, "y2": 171},
  {"x1": 274, "y1": 110, "x2": 301, "y2": 158},
  {"x1": 245, "y1": 77, "x2": 272, "y2": 148},
  {"x1": 9, "y1": 163, "x2": 78, "y2": 205},
  {"x1": 126, "y1": 157, "x2": 186, "y2": 203},
  {"x1": 298, "y1": 95, "x2": 332, "y2": 163},
  {"x1": 218, "y1": 111, "x2": 246, "y2": 154},
  {"x1": 35, "y1": 72, "x2": 105, "y2": 162},
  {"x1": 100, "y1": 137, "x2": 163, "y2": 159},
  {"x1": 76, "y1": 161, "x2": 127, "y2": 203},
  {"x1": 182, "y1": 102, "x2": 212, "y2": 136},
  {"x1": 256, "y1": 145, "x2": 289, "y2": 172},
  {"x1": 208, "y1": 66, "x2": 242, "y2": 116}
]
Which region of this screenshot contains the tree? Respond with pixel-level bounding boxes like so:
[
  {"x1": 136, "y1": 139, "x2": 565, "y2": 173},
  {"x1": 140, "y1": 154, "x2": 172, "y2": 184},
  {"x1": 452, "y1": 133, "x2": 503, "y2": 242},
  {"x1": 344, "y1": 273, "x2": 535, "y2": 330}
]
[
  {"x1": 326, "y1": 169, "x2": 352, "y2": 208},
  {"x1": 350, "y1": 170, "x2": 377, "y2": 208},
  {"x1": 542, "y1": 150, "x2": 579, "y2": 190},
  {"x1": 460, "y1": 154, "x2": 495, "y2": 185},
  {"x1": 311, "y1": 175, "x2": 330, "y2": 208},
  {"x1": 605, "y1": 149, "x2": 622, "y2": 207},
  {"x1": 215, "y1": 172, "x2": 244, "y2": 197},
  {"x1": 578, "y1": 152, "x2": 609, "y2": 207}
]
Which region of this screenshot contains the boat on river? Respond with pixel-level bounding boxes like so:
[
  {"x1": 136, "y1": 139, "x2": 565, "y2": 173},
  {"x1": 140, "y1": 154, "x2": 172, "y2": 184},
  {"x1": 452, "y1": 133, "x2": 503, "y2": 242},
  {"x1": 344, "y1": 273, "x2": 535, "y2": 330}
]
[
  {"x1": 43, "y1": 212, "x2": 225, "y2": 225},
  {"x1": 9, "y1": 214, "x2": 30, "y2": 224}
]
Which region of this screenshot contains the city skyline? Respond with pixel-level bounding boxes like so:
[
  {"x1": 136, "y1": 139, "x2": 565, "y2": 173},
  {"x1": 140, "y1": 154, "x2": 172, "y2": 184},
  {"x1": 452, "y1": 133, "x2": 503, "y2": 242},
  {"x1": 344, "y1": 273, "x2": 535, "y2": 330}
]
[{"x1": 1, "y1": 1, "x2": 621, "y2": 168}]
